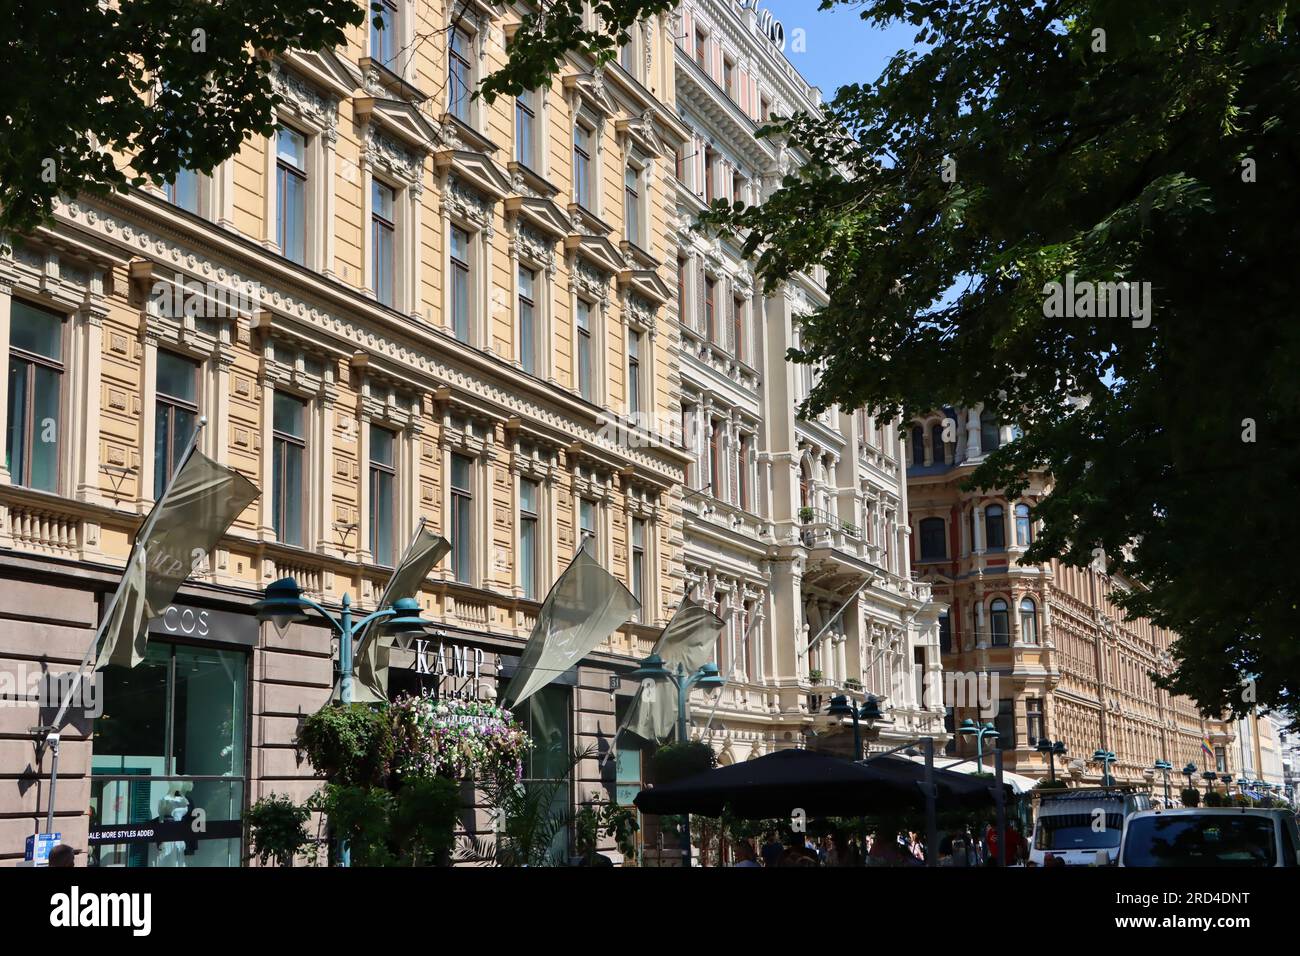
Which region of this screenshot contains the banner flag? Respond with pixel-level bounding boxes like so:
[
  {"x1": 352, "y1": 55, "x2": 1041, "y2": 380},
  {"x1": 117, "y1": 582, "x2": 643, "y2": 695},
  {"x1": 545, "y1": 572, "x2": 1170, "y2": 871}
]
[
  {"x1": 505, "y1": 543, "x2": 638, "y2": 707},
  {"x1": 353, "y1": 521, "x2": 451, "y2": 703},
  {"x1": 96, "y1": 448, "x2": 259, "y2": 669},
  {"x1": 624, "y1": 599, "x2": 725, "y2": 743}
]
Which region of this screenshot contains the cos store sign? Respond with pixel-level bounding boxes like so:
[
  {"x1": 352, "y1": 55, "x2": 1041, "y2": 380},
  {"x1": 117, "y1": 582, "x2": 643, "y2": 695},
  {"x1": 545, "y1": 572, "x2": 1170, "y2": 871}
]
[{"x1": 148, "y1": 604, "x2": 259, "y2": 647}]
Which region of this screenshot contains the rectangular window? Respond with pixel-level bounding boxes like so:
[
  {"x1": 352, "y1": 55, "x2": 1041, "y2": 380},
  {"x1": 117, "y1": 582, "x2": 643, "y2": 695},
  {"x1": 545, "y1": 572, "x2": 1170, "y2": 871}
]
[
  {"x1": 515, "y1": 90, "x2": 536, "y2": 167},
  {"x1": 631, "y1": 517, "x2": 646, "y2": 619},
  {"x1": 518, "y1": 266, "x2": 536, "y2": 375},
  {"x1": 995, "y1": 698, "x2": 1015, "y2": 752},
  {"x1": 620, "y1": 39, "x2": 635, "y2": 74},
  {"x1": 677, "y1": 256, "x2": 687, "y2": 320},
  {"x1": 626, "y1": 329, "x2": 641, "y2": 417},
  {"x1": 732, "y1": 295, "x2": 745, "y2": 361},
  {"x1": 275, "y1": 127, "x2": 307, "y2": 265},
  {"x1": 579, "y1": 497, "x2": 597, "y2": 554},
  {"x1": 450, "y1": 225, "x2": 471, "y2": 343},
  {"x1": 624, "y1": 165, "x2": 640, "y2": 245},
  {"x1": 723, "y1": 57, "x2": 735, "y2": 99},
  {"x1": 576, "y1": 299, "x2": 593, "y2": 401},
  {"x1": 704, "y1": 277, "x2": 716, "y2": 341},
  {"x1": 272, "y1": 392, "x2": 307, "y2": 546},
  {"x1": 709, "y1": 419, "x2": 724, "y2": 499},
  {"x1": 704, "y1": 148, "x2": 716, "y2": 203},
  {"x1": 164, "y1": 168, "x2": 201, "y2": 214},
  {"x1": 513, "y1": 684, "x2": 572, "y2": 863},
  {"x1": 1026, "y1": 698, "x2": 1044, "y2": 748},
  {"x1": 449, "y1": 26, "x2": 472, "y2": 121},
  {"x1": 154, "y1": 351, "x2": 199, "y2": 499},
  {"x1": 519, "y1": 478, "x2": 539, "y2": 600},
  {"x1": 369, "y1": 425, "x2": 396, "y2": 566},
  {"x1": 372, "y1": 180, "x2": 396, "y2": 307},
  {"x1": 371, "y1": 0, "x2": 398, "y2": 65},
  {"x1": 450, "y1": 453, "x2": 474, "y2": 583},
  {"x1": 735, "y1": 435, "x2": 749, "y2": 511},
  {"x1": 5, "y1": 300, "x2": 64, "y2": 492},
  {"x1": 695, "y1": 29, "x2": 707, "y2": 68},
  {"x1": 573, "y1": 124, "x2": 592, "y2": 208}
]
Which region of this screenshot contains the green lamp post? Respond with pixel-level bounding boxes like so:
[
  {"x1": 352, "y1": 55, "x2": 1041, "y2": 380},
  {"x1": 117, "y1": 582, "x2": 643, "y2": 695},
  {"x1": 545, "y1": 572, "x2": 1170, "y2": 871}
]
[{"x1": 959, "y1": 718, "x2": 999, "y2": 772}]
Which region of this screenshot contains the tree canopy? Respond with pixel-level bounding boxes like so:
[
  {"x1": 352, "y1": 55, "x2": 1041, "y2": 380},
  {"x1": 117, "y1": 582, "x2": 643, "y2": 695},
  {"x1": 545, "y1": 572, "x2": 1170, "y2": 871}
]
[
  {"x1": 0, "y1": 0, "x2": 369, "y2": 235},
  {"x1": 501, "y1": 0, "x2": 1300, "y2": 721}
]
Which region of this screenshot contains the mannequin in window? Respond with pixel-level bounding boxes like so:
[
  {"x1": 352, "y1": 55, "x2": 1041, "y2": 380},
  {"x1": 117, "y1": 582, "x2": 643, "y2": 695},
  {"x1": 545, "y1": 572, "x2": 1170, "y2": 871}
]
[{"x1": 153, "y1": 781, "x2": 195, "y2": 867}]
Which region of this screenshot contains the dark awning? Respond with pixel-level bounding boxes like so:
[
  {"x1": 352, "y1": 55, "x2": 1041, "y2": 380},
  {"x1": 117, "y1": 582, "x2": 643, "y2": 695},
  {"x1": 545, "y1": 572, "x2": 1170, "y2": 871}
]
[{"x1": 633, "y1": 748, "x2": 1009, "y2": 819}]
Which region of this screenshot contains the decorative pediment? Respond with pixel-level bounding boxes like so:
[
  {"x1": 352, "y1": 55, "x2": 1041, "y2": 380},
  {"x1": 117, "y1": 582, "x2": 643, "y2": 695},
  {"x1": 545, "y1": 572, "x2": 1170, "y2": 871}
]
[
  {"x1": 442, "y1": 176, "x2": 496, "y2": 231},
  {"x1": 504, "y1": 196, "x2": 570, "y2": 238},
  {"x1": 434, "y1": 150, "x2": 511, "y2": 200},
  {"x1": 564, "y1": 234, "x2": 625, "y2": 276},
  {"x1": 269, "y1": 62, "x2": 339, "y2": 133},
  {"x1": 563, "y1": 72, "x2": 617, "y2": 118},
  {"x1": 281, "y1": 48, "x2": 361, "y2": 100},
  {"x1": 619, "y1": 269, "x2": 672, "y2": 306},
  {"x1": 362, "y1": 125, "x2": 425, "y2": 185},
  {"x1": 616, "y1": 113, "x2": 666, "y2": 158},
  {"x1": 354, "y1": 96, "x2": 439, "y2": 151}
]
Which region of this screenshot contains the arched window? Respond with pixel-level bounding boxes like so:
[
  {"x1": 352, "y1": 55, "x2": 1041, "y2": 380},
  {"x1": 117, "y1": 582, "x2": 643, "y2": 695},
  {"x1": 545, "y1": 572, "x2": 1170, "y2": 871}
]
[
  {"x1": 1020, "y1": 597, "x2": 1038, "y2": 644},
  {"x1": 980, "y1": 409, "x2": 1000, "y2": 454},
  {"x1": 985, "y1": 504, "x2": 1006, "y2": 550},
  {"x1": 1015, "y1": 503, "x2": 1032, "y2": 546},
  {"x1": 911, "y1": 425, "x2": 925, "y2": 467},
  {"x1": 990, "y1": 598, "x2": 1010, "y2": 646},
  {"x1": 919, "y1": 517, "x2": 946, "y2": 561},
  {"x1": 930, "y1": 423, "x2": 946, "y2": 465}
]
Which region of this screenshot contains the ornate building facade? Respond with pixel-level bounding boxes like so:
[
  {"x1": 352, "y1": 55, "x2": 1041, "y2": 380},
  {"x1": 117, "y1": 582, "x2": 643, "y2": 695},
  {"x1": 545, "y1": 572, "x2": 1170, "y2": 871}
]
[
  {"x1": 905, "y1": 406, "x2": 1235, "y2": 789},
  {"x1": 0, "y1": 2, "x2": 690, "y2": 865},
  {"x1": 669, "y1": 0, "x2": 947, "y2": 764}
]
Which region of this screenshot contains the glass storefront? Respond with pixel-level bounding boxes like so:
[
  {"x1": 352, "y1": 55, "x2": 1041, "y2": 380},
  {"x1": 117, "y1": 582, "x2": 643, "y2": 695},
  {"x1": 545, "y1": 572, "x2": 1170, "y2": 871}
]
[
  {"x1": 513, "y1": 684, "x2": 572, "y2": 864},
  {"x1": 89, "y1": 640, "x2": 248, "y2": 866}
]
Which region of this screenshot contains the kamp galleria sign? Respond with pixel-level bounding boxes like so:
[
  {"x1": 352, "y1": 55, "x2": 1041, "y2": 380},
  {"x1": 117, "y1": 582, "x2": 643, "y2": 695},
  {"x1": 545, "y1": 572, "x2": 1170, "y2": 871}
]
[
  {"x1": 736, "y1": 0, "x2": 785, "y2": 50},
  {"x1": 409, "y1": 636, "x2": 490, "y2": 699}
]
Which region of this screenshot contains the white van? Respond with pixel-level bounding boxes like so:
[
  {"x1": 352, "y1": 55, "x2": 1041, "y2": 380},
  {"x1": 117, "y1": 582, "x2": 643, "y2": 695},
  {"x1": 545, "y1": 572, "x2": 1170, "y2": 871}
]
[
  {"x1": 1029, "y1": 788, "x2": 1152, "y2": 866},
  {"x1": 1119, "y1": 808, "x2": 1300, "y2": 867}
]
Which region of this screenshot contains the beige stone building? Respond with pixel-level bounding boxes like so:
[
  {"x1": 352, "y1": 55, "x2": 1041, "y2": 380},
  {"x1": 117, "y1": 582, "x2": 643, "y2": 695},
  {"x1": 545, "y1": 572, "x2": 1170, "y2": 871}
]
[
  {"x1": 905, "y1": 407, "x2": 1235, "y2": 791},
  {"x1": 0, "y1": 3, "x2": 692, "y2": 865}
]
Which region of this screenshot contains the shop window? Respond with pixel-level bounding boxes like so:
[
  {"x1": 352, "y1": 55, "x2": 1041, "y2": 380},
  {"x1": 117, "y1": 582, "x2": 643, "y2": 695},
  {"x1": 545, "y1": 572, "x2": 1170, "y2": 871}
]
[
  {"x1": 6, "y1": 299, "x2": 64, "y2": 492},
  {"x1": 513, "y1": 684, "x2": 573, "y2": 864},
  {"x1": 90, "y1": 641, "x2": 248, "y2": 867}
]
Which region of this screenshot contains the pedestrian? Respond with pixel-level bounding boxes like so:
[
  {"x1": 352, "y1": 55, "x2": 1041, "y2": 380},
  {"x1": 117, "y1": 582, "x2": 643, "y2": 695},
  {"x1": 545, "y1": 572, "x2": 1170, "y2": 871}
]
[
  {"x1": 731, "y1": 840, "x2": 761, "y2": 868},
  {"x1": 47, "y1": 843, "x2": 74, "y2": 867},
  {"x1": 760, "y1": 830, "x2": 784, "y2": 868}
]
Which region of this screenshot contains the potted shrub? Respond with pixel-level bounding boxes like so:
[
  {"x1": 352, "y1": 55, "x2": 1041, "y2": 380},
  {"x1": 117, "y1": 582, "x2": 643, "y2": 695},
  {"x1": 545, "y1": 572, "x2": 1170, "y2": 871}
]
[
  {"x1": 798, "y1": 506, "x2": 815, "y2": 523},
  {"x1": 651, "y1": 740, "x2": 717, "y2": 786},
  {"x1": 245, "y1": 793, "x2": 314, "y2": 867},
  {"x1": 808, "y1": 669, "x2": 823, "y2": 685},
  {"x1": 1204, "y1": 790, "x2": 1224, "y2": 807},
  {"x1": 1180, "y1": 787, "x2": 1201, "y2": 807}
]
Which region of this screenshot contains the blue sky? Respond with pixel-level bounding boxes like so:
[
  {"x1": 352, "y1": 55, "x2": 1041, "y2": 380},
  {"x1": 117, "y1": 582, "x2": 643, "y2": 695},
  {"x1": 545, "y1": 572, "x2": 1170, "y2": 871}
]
[{"x1": 762, "y1": 1, "x2": 921, "y2": 98}]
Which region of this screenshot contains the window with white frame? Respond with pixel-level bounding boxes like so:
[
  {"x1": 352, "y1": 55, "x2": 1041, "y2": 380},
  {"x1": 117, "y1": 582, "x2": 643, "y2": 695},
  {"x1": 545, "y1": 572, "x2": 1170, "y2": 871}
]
[
  {"x1": 450, "y1": 452, "x2": 474, "y2": 583},
  {"x1": 164, "y1": 168, "x2": 203, "y2": 215},
  {"x1": 154, "y1": 350, "x2": 200, "y2": 499},
  {"x1": 448, "y1": 24, "x2": 474, "y2": 122},
  {"x1": 272, "y1": 391, "x2": 308, "y2": 547},
  {"x1": 518, "y1": 265, "x2": 537, "y2": 374},
  {"x1": 371, "y1": 0, "x2": 400, "y2": 67},
  {"x1": 579, "y1": 496, "x2": 598, "y2": 559},
  {"x1": 624, "y1": 162, "x2": 643, "y2": 246},
  {"x1": 630, "y1": 516, "x2": 647, "y2": 619},
  {"x1": 519, "y1": 477, "x2": 540, "y2": 600},
  {"x1": 5, "y1": 299, "x2": 65, "y2": 493},
  {"x1": 515, "y1": 89, "x2": 538, "y2": 168},
  {"x1": 372, "y1": 179, "x2": 397, "y2": 307},
  {"x1": 275, "y1": 126, "x2": 308, "y2": 265},
  {"x1": 369, "y1": 424, "x2": 398, "y2": 567},
  {"x1": 626, "y1": 327, "x2": 642, "y2": 417},
  {"x1": 573, "y1": 121, "x2": 594, "y2": 208},
  {"x1": 450, "y1": 225, "x2": 472, "y2": 343},
  {"x1": 575, "y1": 298, "x2": 594, "y2": 401}
]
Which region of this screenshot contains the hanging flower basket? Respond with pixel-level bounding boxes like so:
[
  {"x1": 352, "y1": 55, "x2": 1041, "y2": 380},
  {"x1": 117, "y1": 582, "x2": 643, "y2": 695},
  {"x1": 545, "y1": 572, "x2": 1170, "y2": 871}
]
[{"x1": 390, "y1": 695, "x2": 531, "y2": 783}]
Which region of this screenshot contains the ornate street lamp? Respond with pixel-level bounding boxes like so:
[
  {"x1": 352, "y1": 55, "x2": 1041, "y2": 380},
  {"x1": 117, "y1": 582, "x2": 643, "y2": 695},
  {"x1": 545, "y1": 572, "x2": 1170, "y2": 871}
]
[
  {"x1": 1153, "y1": 760, "x2": 1173, "y2": 804},
  {"x1": 1036, "y1": 738, "x2": 1068, "y2": 785},
  {"x1": 960, "y1": 719, "x2": 1000, "y2": 773}
]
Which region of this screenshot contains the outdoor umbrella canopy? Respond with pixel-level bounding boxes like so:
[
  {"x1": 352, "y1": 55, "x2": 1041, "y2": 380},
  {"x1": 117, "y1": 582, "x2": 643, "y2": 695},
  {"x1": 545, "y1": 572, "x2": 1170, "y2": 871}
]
[{"x1": 633, "y1": 748, "x2": 1008, "y2": 819}]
